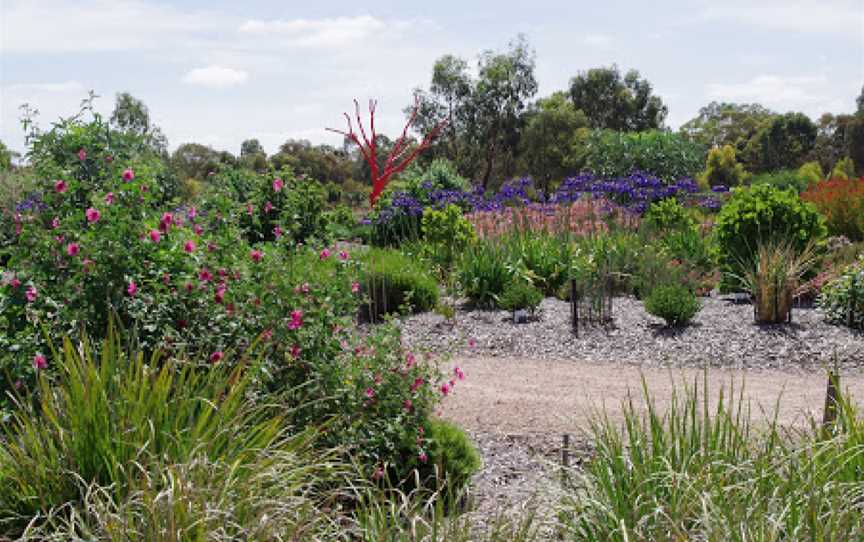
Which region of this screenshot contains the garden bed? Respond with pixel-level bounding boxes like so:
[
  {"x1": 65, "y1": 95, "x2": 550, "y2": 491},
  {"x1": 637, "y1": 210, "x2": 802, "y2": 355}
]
[{"x1": 401, "y1": 296, "x2": 864, "y2": 371}]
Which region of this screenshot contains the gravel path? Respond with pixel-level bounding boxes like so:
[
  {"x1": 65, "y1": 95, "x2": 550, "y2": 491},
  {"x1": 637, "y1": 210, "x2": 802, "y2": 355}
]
[{"x1": 402, "y1": 296, "x2": 864, "y2": 371}]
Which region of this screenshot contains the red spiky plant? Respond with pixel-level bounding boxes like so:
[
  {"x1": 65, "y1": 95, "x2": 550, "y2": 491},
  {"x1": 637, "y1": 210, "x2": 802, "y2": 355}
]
[{"x1": 327, "y1": 96, "x2": 447, "y2": 207}]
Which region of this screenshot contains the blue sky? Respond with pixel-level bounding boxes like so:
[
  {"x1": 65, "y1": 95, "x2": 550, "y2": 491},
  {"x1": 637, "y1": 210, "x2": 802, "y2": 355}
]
[{"x1": 1, "y1": 0, "x2": 862, "y2": 157}]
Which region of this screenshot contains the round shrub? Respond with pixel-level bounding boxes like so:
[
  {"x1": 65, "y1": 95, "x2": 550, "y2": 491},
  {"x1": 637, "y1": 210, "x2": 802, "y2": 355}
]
[
  {"x1": 498, "y1": 280, "x2": 543, "y2": 313},
  {"x1": 714, "y1": 184, "x2": 826, "y2": 282},
  {"x1": 413, "y1": 419, "x2": 481, "y2": 504},
  {"x1": 644, "y1": 198, "x2": 696, "y2": 232},
  {"x1": 644, "y1": 284, "x2": 701, "y2": 326},
  {"x1": 361, "y1": 248, "x2": 439, "y2": 320},
  {"x1": 818, "y1": 256, "x2": 864, "y2": 330}
]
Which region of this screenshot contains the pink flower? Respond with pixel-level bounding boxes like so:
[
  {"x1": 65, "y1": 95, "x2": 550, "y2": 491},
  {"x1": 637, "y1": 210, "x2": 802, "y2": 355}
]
[
  {"x1": 214, "y1": 287, "x2": 225, "y2": 304},
  {"x1": 319, "y1": 248, "x2": 331, "y2": 260},
  {"x1": 160, "y1": 212, "x2": 173, "y2": 227},
  {"x1": 183, "y1": 240, "x2": 196, "y2": 253},
  {"x1": 25, "y1": 285, "x2": 37, "y2": 303},
  {"x1": 403, "y1": 399, "x2": 413, "y2": 411},
  {"x1": 410, "y1": 377, "x2": 424, "y2": 393},
  {"x1": 184, "y1": 282, "x2": 194, "y2": 293},
  {"x1": 290, "y1": 344, "x2": 301, "y2": 358},
  {"x1": 263, "y1": 201, "x2": 274, "y2": 213},
  {"x1": 250, "y1": 249, "x2": 263, "y2": 263},
  {"x1": 187, "y1": 206, "x2": 197, "y2": 219},
  {"x1": 440, "y1": 382, "x2": 451, "y2": 396},
  {"x1": 294, "y1": 282, "x2": 310, "y2": 294},
  {"x1": 288, "y1": 309, "x2": 303, "y2": 330},
  {"x1": 193, "y1": 224, "x2": 203, "y2": 236},
  {"x1": 273, "y1": 178, "x2": 284, "y2": 192},
  {"x1": 365, "y1": 387, "x2": 375, "y2": 399},
  {"x1": 454, "y1": 366, "x2": 465, "y2": 381},
  {"x1": 199, "y1": 269, "x2": 213, "y2": 282},
  {"x1": 273, "y1": 225, "x2": 283, "y2": 238},
  {"x1": 149, "y1": 229, "x2": 161, "y2": 243},
  {"x1": 33, "y1": 354, "x2": 47, "y2": 370},
  {"x1": 10, "y1": 278, "x2": 21, "y2": 289},
  {"x1": 246, "y1": 203, "x2": 254, "y2": 215},
  {"x1": 210, "y1": 351, "x2": 223, "y2": 364},
  {"x1": 77, "y1": 148, "x2": 87, "y2": 161},
  {"x1": 122, "y1": 168, "x2": 135, "y2": 181},
  {"x1": 468, "y1": 338, "x2": 477, "y2": 348},
  {"x1": 85, "y1": 207, "x2": 100, "y2": 223},
  {"x1": 54, "y1": 180, "x2": 67, "y2": 193},
  {"x1": 51, "y1": 217, "x2": 60, "y2": 229},
  {"x1": 418, "y1": 452, "x2": 428, "y2": 463},
  {"x1": 351, "y1": 282, "x2": 360, "y2": 294},
  {"x1": 406, "y1": 352, "x2": 415, "y2": 368},
  {"x1": 372, "y1": 466, "x2": 384, "y2": 481},
  {"x1": 66, "y1": 242, "x2": 80, "y2": 256},
  {"x1": 127, "y1": 280, "x2": 137, "y2": 297},
  {"x1": 105, "y1": 192, "x2": 114, "y2": 204},
  {"x1": 338, "y1": 250, "x2": 349, "y2": 261}
]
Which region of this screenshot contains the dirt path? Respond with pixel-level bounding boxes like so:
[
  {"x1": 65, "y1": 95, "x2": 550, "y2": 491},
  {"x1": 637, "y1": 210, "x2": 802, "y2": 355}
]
[{"x1": 442, "y1": 357, "x2": 864, "y2": 435}]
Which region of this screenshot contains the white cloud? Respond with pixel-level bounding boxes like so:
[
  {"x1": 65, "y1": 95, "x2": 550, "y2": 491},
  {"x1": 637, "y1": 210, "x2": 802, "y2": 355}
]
[
  {"x1": 699, "y1": 0, "x2": 864, "y2": 36},
  {"x1": 238, "y1": 15, "x2": 386, "y2": 48},
  {"x1": 706, "y1": 74, "x2": 846, "y2": 116},
  {"x1": 182, "y1": 66, "x2": 248, "y2": 88}
]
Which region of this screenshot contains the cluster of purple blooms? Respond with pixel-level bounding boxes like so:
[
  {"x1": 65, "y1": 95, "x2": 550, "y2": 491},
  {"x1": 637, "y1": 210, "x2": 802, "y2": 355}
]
[
  {"x1": 365, "y1": 172, "x2": 728, "y2": 227},
  {"x1": 14, "y1": 193, "x2": 48, "y2": 214}
]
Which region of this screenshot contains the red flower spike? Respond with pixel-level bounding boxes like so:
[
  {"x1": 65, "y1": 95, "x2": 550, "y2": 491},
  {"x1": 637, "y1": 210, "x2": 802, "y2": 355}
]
[{"x1": 327, "y1": 96, "x2": 447, "y2": 208}]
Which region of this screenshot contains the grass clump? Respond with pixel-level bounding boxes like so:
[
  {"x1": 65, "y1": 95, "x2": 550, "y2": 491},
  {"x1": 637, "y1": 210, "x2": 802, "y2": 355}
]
[{"x1": 361, "y1": 248, "x2": 439, "y2": 320}]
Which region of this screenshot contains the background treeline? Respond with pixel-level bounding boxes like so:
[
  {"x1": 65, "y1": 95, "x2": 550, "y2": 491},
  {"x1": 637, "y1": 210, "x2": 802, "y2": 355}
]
[{"x1": 2, "y1": 36, "x2": 862, "y2": 201}]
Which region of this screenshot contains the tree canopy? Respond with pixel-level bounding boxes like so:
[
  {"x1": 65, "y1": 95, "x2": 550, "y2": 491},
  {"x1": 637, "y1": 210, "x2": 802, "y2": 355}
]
[{"x1": 568, "y1": 65, "x2": 668, "y2": 131}]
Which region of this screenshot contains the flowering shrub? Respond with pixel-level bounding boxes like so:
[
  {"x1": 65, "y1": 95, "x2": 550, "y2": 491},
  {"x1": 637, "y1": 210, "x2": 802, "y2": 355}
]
[
  {"x1": 818, "y1": 256, "x2": 864, "y2": 330},
  {"x1": 801, "y1": 178, "x2": 864, "y2": 241}
]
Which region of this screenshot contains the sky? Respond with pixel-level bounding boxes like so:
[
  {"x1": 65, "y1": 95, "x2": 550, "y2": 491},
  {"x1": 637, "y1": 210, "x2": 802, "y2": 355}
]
[{"x1": 1, "y1": 0, "x2": 862, "y2": 158}]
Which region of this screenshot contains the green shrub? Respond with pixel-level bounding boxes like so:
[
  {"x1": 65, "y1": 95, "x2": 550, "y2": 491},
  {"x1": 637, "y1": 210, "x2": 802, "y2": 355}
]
[
  {"x1": 643, "y1": 198, "x2": 696, "y2": 232},
  {"x1": 714, "y1": 184, "x2": 826, "y2": 285},
  {"x1": 361, "y1": 248, "x2": 439, "y2": 319},
  {"x1": 323, "y1": 204, "x2": 357, "y2": 240},
  {"x1": 583, "y1": 130, "x2": 706, "y2": 182},
  {"x1": 750, "y1": 169, "x2": 810, "y2": 194},
  {"x1": 414, "y1": 420, "x2": 482, "y2": 503},
  {"x1": 830, "y1": 157, "x2": 856, "y2": 180},
  {"x1": 458, "y1": 240, "x2": 512, "y2": 308},
  {"x1": 422, "y1": 204, "x2": 476, "y2": 268},
  {"x1": 798, "y1": 160, "x2": 824, "y2": 185},
  {"x1": 498, "y1": 280, "x2": 544, "y2": 313},
  {"x1": 644, "y1": 284, "x2": 701, "y2": 326},
  {"x1": 818, "y1": 256, "x2": 864, "y2": 329},
  {"x1": 507, "y1": 233, "x2": 572, "y2": 296},
  {"x1": 699, "y1": 144, "x2": 748, "y2": 188}
]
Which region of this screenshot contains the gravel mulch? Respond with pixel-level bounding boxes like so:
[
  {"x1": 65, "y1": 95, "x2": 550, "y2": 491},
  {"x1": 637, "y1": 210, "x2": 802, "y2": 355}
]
[{"x1": 401, "y1": 296, "x2": 864, "y2": 371}]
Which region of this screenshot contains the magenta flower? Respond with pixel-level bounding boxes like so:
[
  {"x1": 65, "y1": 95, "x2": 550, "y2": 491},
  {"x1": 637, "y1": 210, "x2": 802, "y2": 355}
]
[
  {"x1": 127, "y1": 280, "x2": 137, "y2": 297},
  {"x1": 273, "y1": 178, "x2": 284, "y2": 192},
  {"x1": 199, "y1": 269, "x2": 213, "y2": 282},
  {"x1": 122, "y1": 168, "x2": 135, "y2": 181},
  {"x1": 183, "y1": 240, "x2": 196, "y2": 253},
  {"x1": 25, "y1": 285, "x2": 37, "y2": 303},
  {"x1": 338, "y1": 250, "x2": 349, "y2": 261},
  {"x1": 85, "y1": 207, "x2": 101, "y2": 223},
  {"x1": 273, "y1": 225, "x2": 283, "y2": 238},
  {"x1": 77, "y1": 148, "x2": 87, "y2": 161},
  {"x1": 403, "y1": 399, "x2": 413, "y2": 411},
  {"x1": 351, "y1": 282, "x2": 360, "y2": 294},
  {"x1": 290, "y1": 344, "x2": 301, "y2": 358},
  {"x1": 365, "y1": 387, "x2": 375, "y2": 399},
  {"x1": 209, "y1": 351, "x2": 223, "y2": 364},
  {"x1": 454, "y1": 366, "x2": 465, "y2": 381},
  {"x1": 440, "y1": 382, "x2": 451, "y2": 396},
  {"x1": 55, "y1": 180, "x2": 67, "y2": 193},
  {"x1": 33, "y1": 353, "x2": 47, "y2": 370},
  {"x1": 263, "y1": 201, "x2": 273, "y2": 213},
  {"x1": 51, "y1": 217, "x2": 60, "y2": 229},
  {"x1": 105, "y1": 192, "x2": 114, "y2": 204},
  {"x1": 319, "y1": 248, "x2": 331, "y2": 260},
  {"x1": 193, "y1": 224, "x2": 203, "y2": 236},
  {"x1": 294, "y1": 282, "x2": 310, "y2": 294},
  {"x1": 160, "y1": 212, "x2": 173, "y2": 227},
  {"x1": 184, "y1": 282, "x2": 194, "y2": 293},
  {"x1": 406, "y1": 352, "x2": 415, "y2": 368},
  {"x1": 214, "y1": 287, "x2": 225, "y2": 304},
  {"x1": 149, "y1": 229, "x2": 161, "y2": 243},
  {"x1": 418, "y1": 452, "x2": 428, "y2": 463},
  {"x1": 246, "y1": 203, "x2": 254, "y2": 215},
  {"x1": 66, "y1": 242, "x2": 80, "y2": 257},
  {"x1": 468, "y1": 338, "x2": 477, "y2": 348},
  {"x1": 187, "y1": 206, "x2": 197, "y2": 219},
  {"x1": 250, "y1": 249, "x2": 263, "y2": 263},
  {"x1": 288, "y1": 309, "x2": 303, "y2": 330},
  {"x1": 10, "y1": 277, "x2": 21, "y2": 289},
  {"x1": 410, "y1": 377, "x2": 424, "y2": 393}
]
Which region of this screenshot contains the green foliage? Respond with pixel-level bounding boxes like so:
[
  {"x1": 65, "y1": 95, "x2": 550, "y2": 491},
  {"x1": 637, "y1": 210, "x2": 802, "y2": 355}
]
[
  {"x1": 269, "y1": 139, "x2": 352, "y2": 184},
  {"x1": 416, "y1": 420, "x2": 482, "y2": 503},
  {"x1": 797, "y1": 160, "x2": 824, "y2": 185},
  {"x1": 0, "y1": 140, "x2": 13, "y2": 171},
  {"x1": 361, "y1": 249, "x2": 439, "y2": 319},
  {"x1": 568, "y1": 65, "x2": 668, "y2": 131},
  {"x1": 323, "y1": 204, "x2": 357, "y2": 240},
  {"x1": 740, "y1": 240, "x2": 818, "y2": 324},
  {"x1": 643, "y1": 284, "x2": 701, "y2": 326},
  {"x1": 680, "y1": 101, "x2": 775, "y2": 150},
  {"x1": 745, "y1": 112, "x2": 817, "y2": 172},
  {"x1": 700, "y1": 144, "x2": 748, "y2": 188},
  {"x1": 561, "y1": 375, "x2": 864, "y2": 541},
  {"x1": 583, "y1": 130, "x2": 706, "y2": 182},
  {"x1": 421, "y1": 204, "x2": 476, "y2": 268},
  {"x1": 830, "y1": 157, "x2": 856, "y2": 180},
  {"x1": 506, "y1": 233, "x2": 573, "y2": 296},
  {"x1": 714, "y1": 185, "x2": 826, "y2": 286},
  {"x1": 458, "y1": 240, "x2": 512, "y2": 308},
  {"x1": 819, "y1": 256, "x2": 864, "y2": 329},
  {"x1": 643, "y1": 198, "x2": 695, "y2": 232},
  {"x1": 498, "y1": 279, "x2": 544, "y2": 313},
  {"x1": 750, "y1": 169, "x2": 811, "y2": 194}
]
